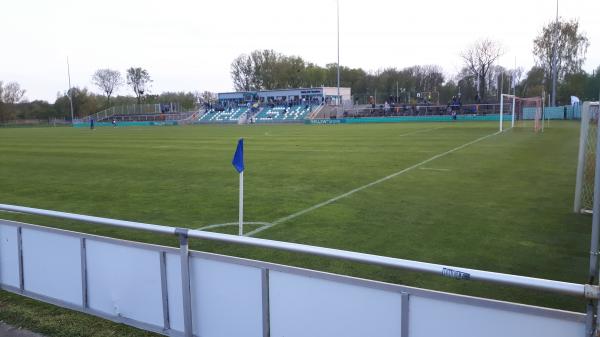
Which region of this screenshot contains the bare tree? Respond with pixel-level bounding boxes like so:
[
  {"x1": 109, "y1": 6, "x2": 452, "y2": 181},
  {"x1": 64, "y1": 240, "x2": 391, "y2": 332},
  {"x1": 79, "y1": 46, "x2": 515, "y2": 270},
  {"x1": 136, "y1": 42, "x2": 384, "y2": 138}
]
[
  {"x1": 1, "y1": 81, "x2": 26, "y2": 103},
  {"x1": 460, "y1": 39, "x2": 504, "y2": 101},
  {"x1": 92, "y1": 69, "x2": 122, "y2": 106},
  {"x1": 230, "y1": 54, "x2": 255, "y2": 91},
  {"x1": 200, "y1": 91, "x2": 217, "y2": 104},
  {"x1": 126, "y1": 67, "x2": 152, "y2": 103}
]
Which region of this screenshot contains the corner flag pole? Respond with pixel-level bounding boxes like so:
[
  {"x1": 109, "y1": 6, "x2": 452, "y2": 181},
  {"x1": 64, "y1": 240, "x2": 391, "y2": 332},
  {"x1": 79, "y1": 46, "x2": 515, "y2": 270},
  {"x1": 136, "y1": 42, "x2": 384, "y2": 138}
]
[
  {"x1": 239, "y1": 170, "x2": 243, "y2": 236},
  {"x1": 232, "y1": 139, "x2": 245, "y2": 235}
]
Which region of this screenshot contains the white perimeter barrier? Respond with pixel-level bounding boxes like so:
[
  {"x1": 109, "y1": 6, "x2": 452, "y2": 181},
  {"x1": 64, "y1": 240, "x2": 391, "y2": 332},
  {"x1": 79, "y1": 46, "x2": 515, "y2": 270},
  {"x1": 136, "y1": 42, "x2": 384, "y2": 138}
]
[{"x1": 0, "y1": 206, "x2": 592, "y2": 337}]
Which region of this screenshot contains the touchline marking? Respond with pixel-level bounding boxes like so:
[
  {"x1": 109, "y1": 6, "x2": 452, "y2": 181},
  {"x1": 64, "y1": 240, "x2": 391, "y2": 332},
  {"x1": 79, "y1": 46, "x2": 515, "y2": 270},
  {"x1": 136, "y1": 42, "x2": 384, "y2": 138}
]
[{"x1": 245, "y1": 130, "x2": 502, "y2": 237}]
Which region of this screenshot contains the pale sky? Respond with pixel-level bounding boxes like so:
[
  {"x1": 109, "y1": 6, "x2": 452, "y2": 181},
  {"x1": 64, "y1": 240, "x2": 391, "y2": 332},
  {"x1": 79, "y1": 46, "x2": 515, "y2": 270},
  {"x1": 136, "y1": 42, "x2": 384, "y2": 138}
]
[{"x1": 1, "y1": 0, "x2": 598, "y2": 102}]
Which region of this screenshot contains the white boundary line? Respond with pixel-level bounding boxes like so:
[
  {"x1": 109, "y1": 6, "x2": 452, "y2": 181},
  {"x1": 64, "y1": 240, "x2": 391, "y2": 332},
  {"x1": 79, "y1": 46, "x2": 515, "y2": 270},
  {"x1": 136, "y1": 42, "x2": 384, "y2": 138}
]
[
  {"x1": 195, "y1": 126, "x2": 445, "y2": 232},
  {"x1": 245, "y1": 130, "x2": 502, "y2": 237},
  {"x1": 197, "y1": 221, "x2": 272, "y2": 231},
  {"x1": 419, "y1": 167, "x2": 451, "y2": 172},
  {"x1": 397, "y1": 126, "x2": 446, "y2": 137},
  {"x1": 0, "y1": 210, "x2": 24, "y2": 214}
]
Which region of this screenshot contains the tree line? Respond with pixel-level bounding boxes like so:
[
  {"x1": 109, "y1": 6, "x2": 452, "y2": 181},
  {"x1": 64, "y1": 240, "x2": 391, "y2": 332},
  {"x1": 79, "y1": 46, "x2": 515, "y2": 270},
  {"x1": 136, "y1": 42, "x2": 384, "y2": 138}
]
[
  {"x1": 0, "y1": 66, "x2": 213, "y2": 123},
  {"x1": 230, "y1": 18, "x2": 595, "y2": 106},
  {"x1": 1, "y1": 17, "x2": 596, "y2": 123}
]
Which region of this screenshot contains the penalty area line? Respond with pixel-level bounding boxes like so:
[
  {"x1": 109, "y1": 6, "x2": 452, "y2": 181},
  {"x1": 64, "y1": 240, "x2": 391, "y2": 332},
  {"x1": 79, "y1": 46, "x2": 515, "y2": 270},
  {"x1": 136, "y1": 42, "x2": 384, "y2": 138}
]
[{"x1": 245, "y1": 130, "x2": 502, "y2": 237}]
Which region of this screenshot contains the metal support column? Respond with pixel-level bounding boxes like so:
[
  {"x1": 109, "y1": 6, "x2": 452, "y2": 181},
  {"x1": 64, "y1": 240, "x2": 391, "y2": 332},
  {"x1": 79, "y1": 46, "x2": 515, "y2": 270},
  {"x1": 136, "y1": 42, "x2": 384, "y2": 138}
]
[
  {"x1": 574, "y1": 106, "x2": 591, "y2": 212},
  {"x1": 17, "y1": 227, "x2": 24, "y2": 293},
  {"x1": 400, "y1": 292, "x2": 410, "y2": 337},
  {"x1": 177, "y1": 229, "x2": 193, "y2": 337},
  {"x1": 261, "y1": 269, "x2": 270, "y2": 337},
  {"x1": 588, "y1": 115, "x2": 600, "y2": 336},
  {"x1": 80, "y1": 238, "x2": 88, "y2": 308},
  {"x1": 159, "y1": 251, "x2": 171, "y2": 331}
]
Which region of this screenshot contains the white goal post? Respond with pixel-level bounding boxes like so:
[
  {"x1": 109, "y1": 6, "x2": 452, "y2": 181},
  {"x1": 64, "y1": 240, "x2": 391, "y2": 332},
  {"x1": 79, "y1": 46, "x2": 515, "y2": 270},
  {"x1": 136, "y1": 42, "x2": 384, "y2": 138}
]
[
  {"x1": 574, "y1": 101, "x2": 600, "y2": 213},
  {"x1": 499, "y1": 94, "x2": 516, "y2": 131},
  {"x1": 499, "y1": 94, "x2": 544, "y2": 132}
]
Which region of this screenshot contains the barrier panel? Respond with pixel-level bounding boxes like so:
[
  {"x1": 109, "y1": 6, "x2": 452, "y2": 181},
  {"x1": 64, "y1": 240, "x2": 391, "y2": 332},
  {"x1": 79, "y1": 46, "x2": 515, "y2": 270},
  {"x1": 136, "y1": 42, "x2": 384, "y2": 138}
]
[{"x1": 0, "y1": 204, "x2": 595, "y2": 337}]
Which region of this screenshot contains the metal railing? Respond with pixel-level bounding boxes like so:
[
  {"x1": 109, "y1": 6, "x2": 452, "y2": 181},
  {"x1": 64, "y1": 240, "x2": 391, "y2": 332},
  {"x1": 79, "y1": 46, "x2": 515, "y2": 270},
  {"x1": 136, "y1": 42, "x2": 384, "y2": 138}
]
[
  {"x1": 0, "y1": 203, "x2": 590, "y2": 298},
  {"x1": 77, "y1": 104, "x2": 190, "y2": 123}
]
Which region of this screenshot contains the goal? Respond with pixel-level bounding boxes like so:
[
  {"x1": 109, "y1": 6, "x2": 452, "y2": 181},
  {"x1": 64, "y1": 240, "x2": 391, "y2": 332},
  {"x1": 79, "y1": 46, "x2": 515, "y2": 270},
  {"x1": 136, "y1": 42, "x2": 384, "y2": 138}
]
[
  {"x1": 574, "y1": 101, "x2": 600, "y2": 213},
  {"x1": 499, "y1": 94, "x2": 544, "y2": 132}
]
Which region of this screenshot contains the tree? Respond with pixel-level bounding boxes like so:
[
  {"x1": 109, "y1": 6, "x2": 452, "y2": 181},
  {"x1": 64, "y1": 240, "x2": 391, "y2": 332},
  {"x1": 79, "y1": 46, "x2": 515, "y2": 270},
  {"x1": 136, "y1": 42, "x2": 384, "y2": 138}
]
[
  {"x1": 54, "y1": 87, "x2": 102, "y2": 118},
  {"x1": 460, "y1": 39, "x2": 504, "y2": 102},
  {"x1": 518, "y1": 66, "x2": 546, "y2": 98},
  {"x1": 533, "y1": 18, "x2": 589, "y2": 105},
  {"x1": 585, "y1": 66, "x2": 600, "y2": 101},
  {"x1": 455, "y1": 68, "x2": 479, "y2": 103},
  {"x1": 200, "y1": 91, "x2": 217, "y2": 104},
  {"x1": 1, "y1": 81, "x2": 26, "y2": 103},
  {"x1": 126, "y1": 67, "x2": 152, "y2": 103},
  {"x1": 231, "y1": 54, "x2": 255, "y2": 91},
  {"x1": 558, "y1": 71, "x2": 588, "y2": 103},
  {"x1": 92, "y1": 69, "x2": 123, "y2": 106}
]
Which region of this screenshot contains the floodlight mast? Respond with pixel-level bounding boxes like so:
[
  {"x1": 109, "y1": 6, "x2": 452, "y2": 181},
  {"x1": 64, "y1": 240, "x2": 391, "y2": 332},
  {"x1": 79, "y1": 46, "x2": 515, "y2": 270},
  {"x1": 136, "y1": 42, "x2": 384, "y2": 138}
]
[
  {"x1": 67, "y1": 57, "x2": 74, "y2": 125},
  {"x1": 551, "y1": 0, "x2": 558, "y2": 106},
  {"x1": 336, "y1": 0, "x2": 340, "y2": 117}
]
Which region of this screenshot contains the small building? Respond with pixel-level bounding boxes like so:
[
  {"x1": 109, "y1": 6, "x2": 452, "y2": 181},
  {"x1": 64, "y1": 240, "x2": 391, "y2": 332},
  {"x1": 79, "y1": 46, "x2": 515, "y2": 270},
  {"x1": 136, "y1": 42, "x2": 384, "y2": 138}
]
[{"x1": 217, "y1": 87, "x2": 351, "y2": 106}]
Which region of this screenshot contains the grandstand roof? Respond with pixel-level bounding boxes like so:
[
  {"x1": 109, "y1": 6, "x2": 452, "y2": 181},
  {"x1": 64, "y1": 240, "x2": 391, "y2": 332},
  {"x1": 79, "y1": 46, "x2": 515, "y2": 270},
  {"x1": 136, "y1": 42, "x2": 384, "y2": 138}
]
[{"x1": 218, "y1": 87, "x2": 351, "y2": 102}]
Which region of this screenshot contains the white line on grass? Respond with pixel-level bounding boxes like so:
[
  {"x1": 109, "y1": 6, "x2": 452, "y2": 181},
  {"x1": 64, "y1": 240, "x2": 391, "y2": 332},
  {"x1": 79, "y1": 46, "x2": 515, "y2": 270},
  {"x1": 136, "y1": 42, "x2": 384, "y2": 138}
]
[
  {"x1": 245, "y1": 130, "x2": 502, "y2": 237},
  {"x1": 419, "y1": 167, "x2": 451, "y2": 172},
  {"x1": 397, "y1": 126, "x2": 445, "y2": 137},
  {"x1": 0, "y1": 210, "x2": 24, "y2": 214},
  {"x1": 196, "y1": 126, "x2": 446, "y2": 232},
  {"x1": 197, "y1": 221, "x2": 273, "y2": 231}
]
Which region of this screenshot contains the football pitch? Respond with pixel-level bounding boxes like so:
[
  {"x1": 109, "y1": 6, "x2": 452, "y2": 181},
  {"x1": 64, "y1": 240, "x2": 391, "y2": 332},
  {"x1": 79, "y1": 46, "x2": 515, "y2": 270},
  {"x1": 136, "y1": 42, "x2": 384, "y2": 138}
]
[{"x1": 0, "y1": 121, "x2": 593, "y2": 336}]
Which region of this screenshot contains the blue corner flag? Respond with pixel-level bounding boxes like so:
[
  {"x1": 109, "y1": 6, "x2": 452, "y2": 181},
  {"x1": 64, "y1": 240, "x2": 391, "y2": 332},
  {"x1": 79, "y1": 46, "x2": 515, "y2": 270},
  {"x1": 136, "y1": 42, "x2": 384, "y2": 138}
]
[{"x1": 232, "y1": 138, "x2": 244, "y2": 173}]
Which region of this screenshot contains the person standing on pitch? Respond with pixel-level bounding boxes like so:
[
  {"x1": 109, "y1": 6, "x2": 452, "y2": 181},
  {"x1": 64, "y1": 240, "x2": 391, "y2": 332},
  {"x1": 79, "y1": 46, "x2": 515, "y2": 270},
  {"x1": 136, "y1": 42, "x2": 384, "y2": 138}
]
[{"x1": 90, "y1": 118, "x2": 95, "y2": 130}]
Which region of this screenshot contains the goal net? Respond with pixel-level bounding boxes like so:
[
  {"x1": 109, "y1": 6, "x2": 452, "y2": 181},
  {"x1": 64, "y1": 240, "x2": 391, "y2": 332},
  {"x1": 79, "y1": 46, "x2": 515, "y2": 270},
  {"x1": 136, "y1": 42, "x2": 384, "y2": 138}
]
[
  {"x1": 574, "y1": 101, "x2": 600, "y2": 213},
  {"x1": 499, "y1": 95, "x2": 544, "y2": 132}
]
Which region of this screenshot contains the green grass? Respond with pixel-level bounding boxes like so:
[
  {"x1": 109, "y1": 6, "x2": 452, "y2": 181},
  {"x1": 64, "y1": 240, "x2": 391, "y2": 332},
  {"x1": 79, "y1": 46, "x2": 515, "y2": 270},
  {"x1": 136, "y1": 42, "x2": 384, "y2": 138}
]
[{"x1": 0, "y1": 121, "x2": 592, "y2": 336}]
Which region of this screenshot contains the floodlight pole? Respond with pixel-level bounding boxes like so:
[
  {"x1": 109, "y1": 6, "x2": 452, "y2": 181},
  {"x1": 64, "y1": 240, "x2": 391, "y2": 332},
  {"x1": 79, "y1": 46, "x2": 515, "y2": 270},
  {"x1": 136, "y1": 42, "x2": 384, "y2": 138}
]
[
  {"x1": 551, "y1": 0, "x2": 558, "y2": 107},
  {"x1": 67, "y1": 57, "x2": 74, "y2": 125},
  {"x1": 336, "y1": 0, "x2": 341, "y2": 117}
]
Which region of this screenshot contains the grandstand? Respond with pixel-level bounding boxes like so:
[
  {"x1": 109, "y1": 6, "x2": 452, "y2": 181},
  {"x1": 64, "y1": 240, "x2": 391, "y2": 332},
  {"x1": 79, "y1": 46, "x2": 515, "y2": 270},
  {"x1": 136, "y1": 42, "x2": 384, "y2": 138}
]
[
  {"x1": 254, "y1": 104, "x2": 313, "y2": 122},
  {"x1": 197, "y1": 105, "x2": 314, "y2": 124},
  {"x1": 197, "y1": 87, "x2": 351, "y2": 124},
  {"x1": 198, "y1": 107, "x2": 249, "y2": 123}
]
